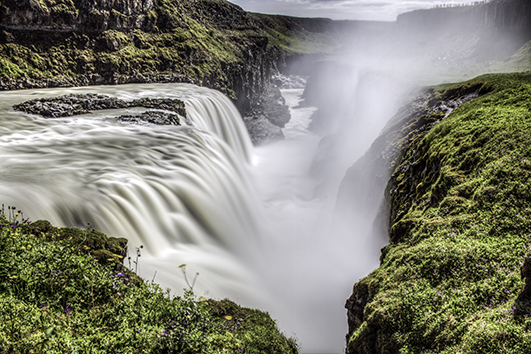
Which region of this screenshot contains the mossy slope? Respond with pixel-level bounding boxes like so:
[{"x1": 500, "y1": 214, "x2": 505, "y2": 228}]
[
  {"x1": 0, "y1": 208, "x2": 297, "y2": 353},
  {"x1": 346, "y1": 71, "x2": 531, "y2": 353}
]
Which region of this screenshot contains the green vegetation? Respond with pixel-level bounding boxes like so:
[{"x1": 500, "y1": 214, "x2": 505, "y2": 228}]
[
  {"x1": 0, "y1": 206, "x2": 297, "y2": 353},
  {"x1": 348, "y1": 71, "x2": 531, "y2": 353}
]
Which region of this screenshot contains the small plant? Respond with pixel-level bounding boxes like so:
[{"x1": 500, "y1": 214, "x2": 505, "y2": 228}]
[
  {"x1": 179, "y1": 263, "x2": 199, "y2": 291},
  {"x1": 128, "y1": 244, "x2": 144, "y2": 273}
]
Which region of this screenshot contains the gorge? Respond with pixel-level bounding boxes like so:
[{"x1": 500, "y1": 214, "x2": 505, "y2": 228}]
[{"x1": 1, "y1": 0, "x2": 531, "y2": 353}]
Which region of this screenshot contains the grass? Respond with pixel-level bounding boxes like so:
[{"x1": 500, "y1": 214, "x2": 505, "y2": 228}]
[
  {"x1": 0, "y1": 205, "x2": 298, "y2": 353},
  {"x1": 348, "y1": 71, "x2": 531, "y2": 353}
]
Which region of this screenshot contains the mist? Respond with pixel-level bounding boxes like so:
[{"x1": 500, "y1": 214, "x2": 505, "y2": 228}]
[{"x1": 241, "y1": 1, "x2": 530, "y2": 352}]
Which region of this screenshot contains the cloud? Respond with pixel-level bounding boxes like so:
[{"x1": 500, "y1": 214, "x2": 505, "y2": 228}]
[{"x1": 229, "y1": 0, "x2": 474, "y2": 21}]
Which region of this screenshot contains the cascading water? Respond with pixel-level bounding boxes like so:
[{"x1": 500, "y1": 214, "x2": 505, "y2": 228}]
[
  {"x1": 0, "y1": 80, "x2": 396, "y2": 353},
  {"x1": 0, "y1": 84, "x2": 266, "y2": 302}
]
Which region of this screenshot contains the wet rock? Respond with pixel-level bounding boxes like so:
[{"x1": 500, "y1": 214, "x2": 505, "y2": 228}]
[
  {"x1": 117, "y1": 110, "x2": 184, "y2": 126},
  {"x1": 243, "y1": 114, "x2": 283, "y2": 145},
  {"x1": 13, "y1": 93, "x2": 187, "y2": 119},
  {"x1": 260, "y1": 86, "x2": 290, "y2": 128},
  {"x1": 13, "y1": 93, "x2": 128, "y2": 117},
  {"x1": 272, "y1": 74, "x2": 307, "y2": 89}
]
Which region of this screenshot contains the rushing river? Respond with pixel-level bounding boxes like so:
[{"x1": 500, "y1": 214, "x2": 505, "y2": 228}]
[{"x1": 0, "y1": 83, "x2": 386, "y2": 353}]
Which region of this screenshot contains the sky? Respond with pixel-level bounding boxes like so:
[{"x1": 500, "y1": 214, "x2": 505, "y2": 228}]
[{"x1": 227, "y1": 0, "x2": 479, "y2": 21}]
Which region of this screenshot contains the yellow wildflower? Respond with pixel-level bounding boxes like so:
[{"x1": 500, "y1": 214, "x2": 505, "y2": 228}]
[
  {"x1": 224, "y1": 316, "x2": 233, "y2": 320},
  {"x1": 9, "y1": 275, "x2": 17, "y2": 279}
]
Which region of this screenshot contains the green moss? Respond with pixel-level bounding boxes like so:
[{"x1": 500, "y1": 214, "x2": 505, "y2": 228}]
[
  {"x1": 0, "y1": 56, "x2": 25, "y2": 79},
  {"x1": 350, "y1": 71, "x2": 531, "y2": 353},
  {"x1": 0, "y1": 209, "x2": 297, "y2": 353}
]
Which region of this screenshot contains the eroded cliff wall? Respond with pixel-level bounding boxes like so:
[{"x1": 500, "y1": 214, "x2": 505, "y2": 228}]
[{"x1": 343, "y1": 71, "x2": 531, "y2": 354}]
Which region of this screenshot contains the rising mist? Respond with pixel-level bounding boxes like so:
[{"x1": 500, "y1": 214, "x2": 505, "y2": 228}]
[{"x1": 252, "y1": 0, "x2": 530, "y2": 352}]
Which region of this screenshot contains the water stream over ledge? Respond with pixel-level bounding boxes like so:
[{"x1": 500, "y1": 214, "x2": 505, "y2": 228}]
[{"x1": 0, "y1": 83, "x2": 384, "y2": 353}]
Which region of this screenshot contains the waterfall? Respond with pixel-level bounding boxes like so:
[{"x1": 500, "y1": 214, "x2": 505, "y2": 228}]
[{"x1": 0, "y1": 83, "x2": 265, "y2": 301}]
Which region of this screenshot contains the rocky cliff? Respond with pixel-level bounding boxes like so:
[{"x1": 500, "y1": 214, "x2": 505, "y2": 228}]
[
  {"x1": 343, "y1": 71, "x2": 531, "y2": 354},
  {"x1": 0, "y1": 0, "x2": 284, "y2": 109},
  {"x1": 0, "y1": 0, "x2": 349, "y2": 144},
  {"x1": 395, "y1": 0, "x2": 531, "y2": 63}
]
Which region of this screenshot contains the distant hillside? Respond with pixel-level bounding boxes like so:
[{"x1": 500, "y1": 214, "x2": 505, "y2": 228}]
[{"x1": 394, "y1": 0, "x2": 531, "y2": 70}]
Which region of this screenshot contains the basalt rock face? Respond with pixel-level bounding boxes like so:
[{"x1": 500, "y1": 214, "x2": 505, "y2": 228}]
[{"x1": 0, "y1": 0, "x2": 156, "y2": 31}]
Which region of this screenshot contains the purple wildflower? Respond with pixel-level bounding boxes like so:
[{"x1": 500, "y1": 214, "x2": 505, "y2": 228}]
[{"x1": 64, "y1": 305, "x2": 73, "y2": 315}]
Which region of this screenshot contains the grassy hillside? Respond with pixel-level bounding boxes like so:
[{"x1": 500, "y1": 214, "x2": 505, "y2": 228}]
[
  {"x1": 347, "y1": 71, "x2": 531, "y2": 353},
  {"x1": 0, "y1": 208, "x2": 298, "y2": 353}
]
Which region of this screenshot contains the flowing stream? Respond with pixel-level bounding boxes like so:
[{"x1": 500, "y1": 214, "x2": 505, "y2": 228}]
[{"x1": 0, "y1": 83, "x2": 387, "y2": 353}]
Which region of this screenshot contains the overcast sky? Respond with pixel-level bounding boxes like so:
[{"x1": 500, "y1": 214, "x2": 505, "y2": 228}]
[{"x1": 227, "y1": 0, "x2": 478, "y2": 21}]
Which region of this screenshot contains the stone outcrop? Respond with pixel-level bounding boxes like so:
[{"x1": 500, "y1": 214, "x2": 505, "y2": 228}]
[
  {"x1": 13, "y1": 93, "x2": 187, "y2": 124},
  {"x1": 116, "y1": 110, "x2": 184, "y2": 126}
]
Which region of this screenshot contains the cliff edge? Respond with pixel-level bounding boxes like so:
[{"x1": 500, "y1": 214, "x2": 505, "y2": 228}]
[{"x1": 344, "y1": 71, "x2": 531, "y2": 353}]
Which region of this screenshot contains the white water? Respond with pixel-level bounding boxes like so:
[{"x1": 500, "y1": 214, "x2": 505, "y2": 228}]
[
  {"x1": 0, "y1": 84, "x2": 265, "y2": 302},
  {"x1": 0, "y1": 83, "x2": 385, "y2": 353}
]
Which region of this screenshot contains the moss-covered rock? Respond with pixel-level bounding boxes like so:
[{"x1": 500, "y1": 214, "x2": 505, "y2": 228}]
[{"x1": 345, "y1": 71, "x2": 531, "y2": 354}]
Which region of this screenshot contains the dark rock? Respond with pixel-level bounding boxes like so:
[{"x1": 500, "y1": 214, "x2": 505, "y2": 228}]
[
  {"x1": 13, "y1": 93, "x2": 128, "y2": 117},
  {"x1": 13, "y1": 93, "x2": 187, "y2": 120},
  {"x1": 260, "y1": 86, "x2": 290, "y2": 128},
  {"x1": 243, "y1": 114, "x2": 284, "y2": 146},
  {"x1": 517, "y1": 254, "x2": 531, "y2": 302},
  {"x1": 117, "y1": 110, "x2": 184, "y2": 126}
]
